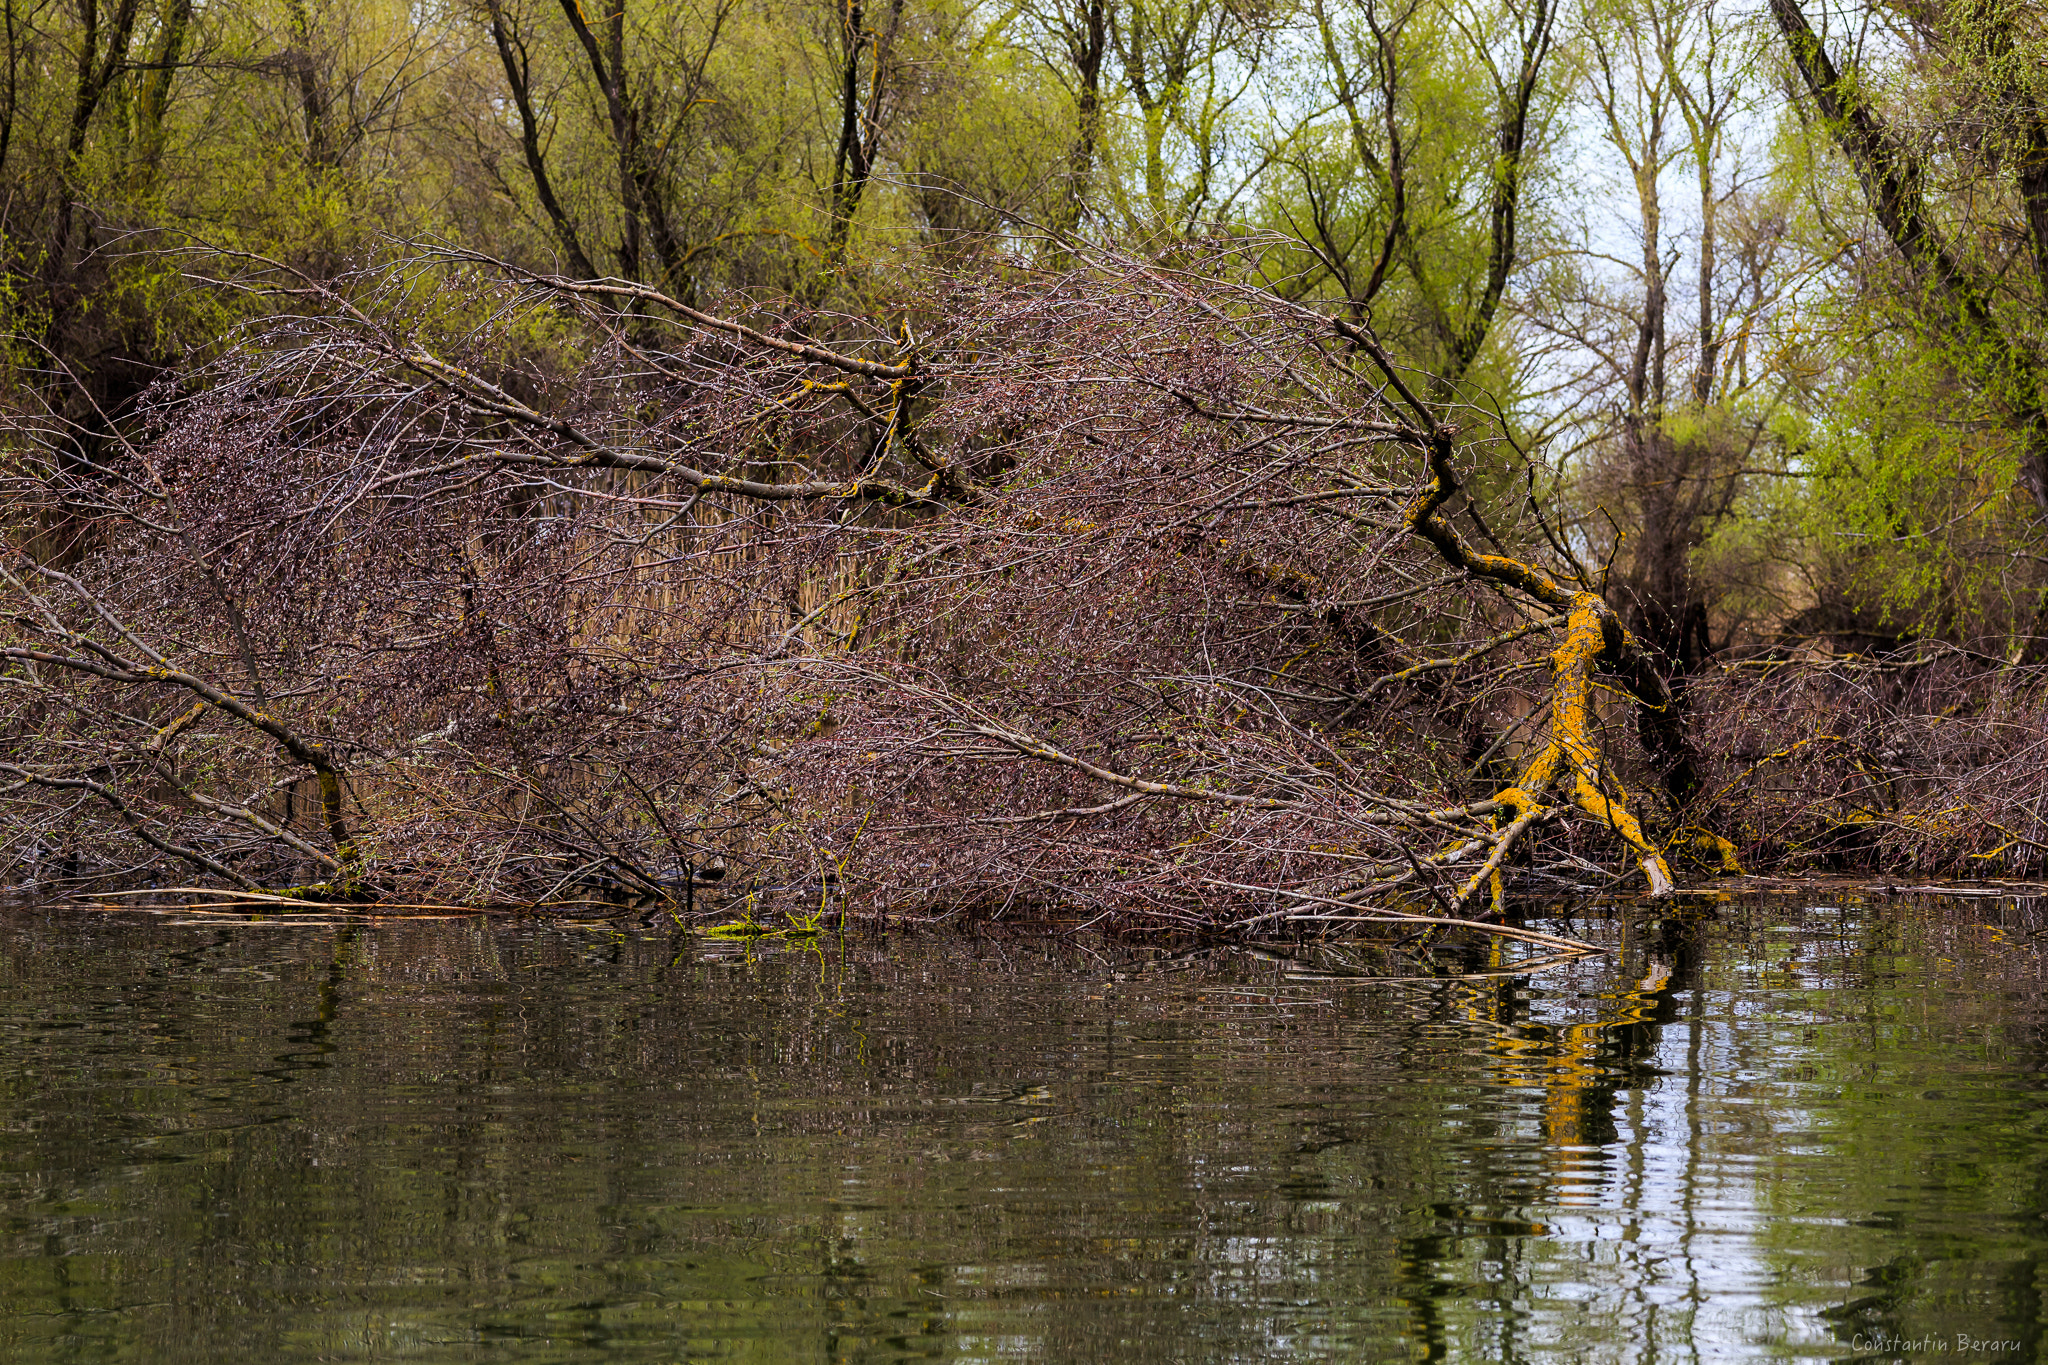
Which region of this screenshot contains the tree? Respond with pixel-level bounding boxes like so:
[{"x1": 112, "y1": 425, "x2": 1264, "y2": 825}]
[
  {"x1": 0, "y1": 243, "x2": 1737, "y2": 917},
  {"x1": 1760, "y1": 0, "x2": 2048, "y2": 653},
  {"x1": 1255, "y1": 0, "x2": 1558, "y2": 389},
  {"x1": 1570, "y1": 0, "x2": 1776, "y2": 673},
  {"x1": 1769, "y1": 0, "x2": 2048, "y2": 515}
]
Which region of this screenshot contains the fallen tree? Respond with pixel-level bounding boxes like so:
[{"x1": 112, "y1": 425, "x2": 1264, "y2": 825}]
[{"x1": 0, "y1": 243, "x2": 1746, "y2": 926}]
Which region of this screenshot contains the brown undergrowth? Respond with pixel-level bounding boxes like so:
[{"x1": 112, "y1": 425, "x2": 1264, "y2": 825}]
[
  {"x1": 0, "y1": 244, "x2": 2019, "y2": 931},
  {"x1": 1689, "y1": 647, "x2": 2048, "y2": 879}
]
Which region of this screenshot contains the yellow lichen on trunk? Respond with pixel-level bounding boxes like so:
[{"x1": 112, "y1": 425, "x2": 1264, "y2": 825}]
[
  {"x1": 1683, "y1": 830, "x2": 1744, "y2": 875},
  {"x1": 1373, "y1": 352, "x2": 1725, "y2": 903},
  {"x1": 1484, "y1": 595, "x2": 1676, "y2": 898}
]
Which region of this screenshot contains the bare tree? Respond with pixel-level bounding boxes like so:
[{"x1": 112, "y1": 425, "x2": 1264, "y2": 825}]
[
  {"x1": 0, "y1": 243, "x2": 1737, "y2": 926},
  {"x1": 1264, "y1": 0, "x2": 1557, "y2": 387}
]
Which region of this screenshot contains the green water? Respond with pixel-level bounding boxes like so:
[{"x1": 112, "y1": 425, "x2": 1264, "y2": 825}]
[{"x1": 0, "y1": 896, "x2": 2044, "y2": 1362}]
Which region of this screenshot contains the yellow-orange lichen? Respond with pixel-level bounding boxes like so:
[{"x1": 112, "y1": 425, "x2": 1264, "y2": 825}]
[
  {"x1": 1369, "y1": 330, "x2": 1737, "y2": 900},
  {"x1": 1464, "y1": 595, "x2": 1677, "y2": 898}
]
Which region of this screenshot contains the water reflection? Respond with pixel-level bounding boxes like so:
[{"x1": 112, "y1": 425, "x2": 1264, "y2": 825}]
[{"x1": 0, "y1": 896, "x2": 2044, "y2": 1362}]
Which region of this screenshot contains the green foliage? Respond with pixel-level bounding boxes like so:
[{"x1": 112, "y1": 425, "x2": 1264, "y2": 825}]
[
  {"x1": 8, "y1": 0, "x2": 2048, "y2": 657},
  {"x1": 1780, "y1": 346, "x2": 2037, "y2": 642}
]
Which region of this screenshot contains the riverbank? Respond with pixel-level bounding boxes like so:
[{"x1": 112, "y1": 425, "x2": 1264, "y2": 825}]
[{"x1": 7, "y1": 257, "x2": 2047, "y2": 923}]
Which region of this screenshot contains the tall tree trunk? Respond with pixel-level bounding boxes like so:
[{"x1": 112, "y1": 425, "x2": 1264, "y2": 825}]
[
  {"x1": 285, "y1": 0, "x2": 331, "y2": 169},
  {"x1": 51, "y1": 0, "x2": 143, "y2": 283},
  {"x1": 1448, "y1": 0, "x2": 1552, "y2": 383},
  {"x1": 556, "y1": 0, "x2": 681, "y2": 282},
  {"x1": 486, "y1": 0, "x2": 599, "y2": 279},
  {"x1": 1772, "y1": 0, "x2": 2048, "y2": 512},
  {"x1": 130, "y1": 0, "x2": 193, "y2": 193},
  {"x1": 1058, "y1": 0, "x2": 1106, "y2": 236},
  {"x1": 818, "y1": 0, "x2": 898, "y2": 286},
  {"x1": 0, "y1": 0, "x2": 16, "y2": 180}
]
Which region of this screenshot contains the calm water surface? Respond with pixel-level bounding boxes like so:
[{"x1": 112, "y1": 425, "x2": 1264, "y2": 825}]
[{"x1": 2, "y1": 895, "x2": 2046, "y2": 1363}]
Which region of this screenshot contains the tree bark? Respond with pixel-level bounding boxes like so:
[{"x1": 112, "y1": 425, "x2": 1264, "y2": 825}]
[
  {"x1": 1772, "y1": 0, "x2": 2048, "y2": 512},
  {"x1": 486, "y1": 0, "x2": 600, "y2": 279}
]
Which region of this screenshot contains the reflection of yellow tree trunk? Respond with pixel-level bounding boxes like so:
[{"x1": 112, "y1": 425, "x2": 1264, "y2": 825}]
[
  {"x1": 1542, "y1": 957, "x2": 1672, "y2": 1150},
  {"x1": 1457, "y1": 953, "x2": 1672, "y2": 1151}
]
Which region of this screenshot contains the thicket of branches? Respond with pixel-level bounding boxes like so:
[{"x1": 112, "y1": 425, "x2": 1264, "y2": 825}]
[
  {"x1": 18, "y1": 0, "x2": 2048, "y2": 684},
  {"x1": 7, "y1": 234, "x2": 2048, "y2": 922},
  {"x1": 17, "y1": 0, "x2": 2048, "y2": 924},
  {"x1": 0, "y1": 247, "x2": 1720, "y2": 918}
]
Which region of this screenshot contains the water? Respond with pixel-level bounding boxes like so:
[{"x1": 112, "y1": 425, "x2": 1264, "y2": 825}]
[{"x1": 1, "y1": 894, "x2": 2045, "y2": 1363}]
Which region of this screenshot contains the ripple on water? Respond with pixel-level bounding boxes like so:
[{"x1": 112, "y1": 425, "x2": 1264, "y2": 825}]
[{"x1": 0, "y1": 898, "x2": 2044, "y2": 1362}]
